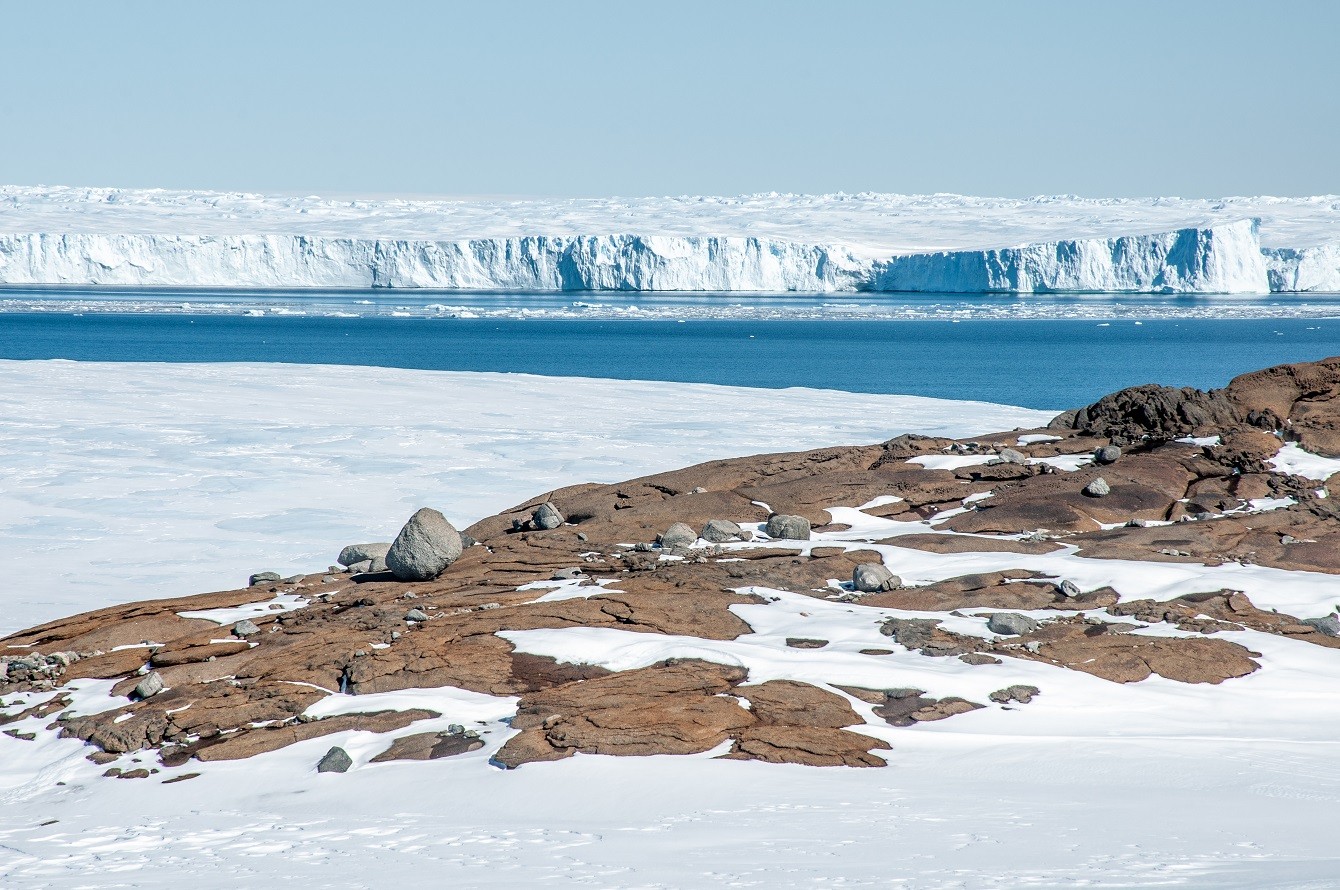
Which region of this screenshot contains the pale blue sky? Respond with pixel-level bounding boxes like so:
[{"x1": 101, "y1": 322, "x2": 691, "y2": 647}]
[{"x1": 2, "y1": 1, "x2": 1335, "y2": 198}]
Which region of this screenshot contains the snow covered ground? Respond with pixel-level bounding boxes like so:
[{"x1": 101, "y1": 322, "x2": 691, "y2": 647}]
[
  {"x1": 4, "y1": 361, "x2": 1340, "y2": 888},
  {"x1": 2, "y1": 186, "x2": 1339, "y2": 293}
]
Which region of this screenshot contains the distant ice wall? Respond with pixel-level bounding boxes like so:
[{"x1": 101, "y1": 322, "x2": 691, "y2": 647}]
[
  {"x1": 866, "y1": 220, "x2": 1270, "y2": 294},
  {"x1": 0, "y1": 220, "x2": 1309, "y2": 294},
  {"x1": 1264, "y1": 244, "x2": 1340, "y2": 293},
  {"x1": 0, "y1": 233, "x2": 867, "y2": 292}
]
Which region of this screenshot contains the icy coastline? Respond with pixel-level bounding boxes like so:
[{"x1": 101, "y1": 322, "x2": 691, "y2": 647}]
[{"x1": 1, "y1": 187, "x2": 1338, "y2": 294}]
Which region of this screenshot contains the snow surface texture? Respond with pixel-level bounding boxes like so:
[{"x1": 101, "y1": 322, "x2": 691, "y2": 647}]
[
  {"x1": 3, "y1": 186, "x2": 1339, "y2": 293},
  {"x1": 0, "y1": 360, "x2": 1051, "y2": 635},
  {"x1": 4, "y1": 362, "x2": 1340, "y2": 886}
]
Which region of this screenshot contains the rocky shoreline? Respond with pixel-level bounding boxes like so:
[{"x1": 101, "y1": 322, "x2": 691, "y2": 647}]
[{"x1": 4, "y1": 356, "x2": 1340, "y2": 779}]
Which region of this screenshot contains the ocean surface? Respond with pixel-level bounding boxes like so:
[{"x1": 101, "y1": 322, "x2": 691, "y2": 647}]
[{"x1": 4, "y1": 306, "x2": 1339, "y2": 409}]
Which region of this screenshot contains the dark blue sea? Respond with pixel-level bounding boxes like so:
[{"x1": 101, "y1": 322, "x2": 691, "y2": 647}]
[{"x1": 3, "y1": 290, "x2": 1340, "y2": 409}]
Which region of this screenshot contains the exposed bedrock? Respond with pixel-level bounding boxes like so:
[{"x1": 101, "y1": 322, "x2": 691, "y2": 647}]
[{"x1": 1063, "y1": 355, "x2": 1340, "y2": 456}]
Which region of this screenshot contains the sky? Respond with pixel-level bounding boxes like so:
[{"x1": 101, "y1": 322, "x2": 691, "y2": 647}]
[{"x1": 1, "y1": 0, "x2": 1336, "y2": 200}]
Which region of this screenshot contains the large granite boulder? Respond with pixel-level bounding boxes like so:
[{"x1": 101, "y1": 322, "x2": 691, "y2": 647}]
[{"x1": 385, "y1": 508, "x2": 463, "y2": 581}]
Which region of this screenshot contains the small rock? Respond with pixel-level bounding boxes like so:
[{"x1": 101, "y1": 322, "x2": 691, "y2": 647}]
[
  {"x1": 997, "y1": 448, "x2": 1027, "y2": 465},
  {"x1": 1126, "y1": 518, "x2": 1148, "y2": 528},
  {"x1": 460, "y1": 534, "x2": 477, "y2": 548},
  {"x1": 337, "y1": 543, "x2": 391, "y2": 567},
  {"x1": 658, "y1": 522, "x2": 698, "y2": 551},
  {"x1": 633, "y1": 541, "x2": 655, "y2": 552},
  {"x1": 446, "y1": 723, "x2": 466, "y2": 735},
  {"x1": 232, "y1": 619, "x2": 260, "y2": 638},
  {"x1": 404, "y1": 608, "x2": 430, "y2": 623},
  {"x1": 690, "y1": 486, "x2": 707, "y2": 494},
  {"x1": 1056, "y1": 579, "x2": 1081, "y2": 598},
  {"x1": 852, "y1": 563, "x2": 900, "y2": 593},
  {"x1": 989, "y1": 684, "x2": 1041, "y2": 704},
  {"x1": 532, "y1": 502, "x2": 564, "y2": 530},
  {"x1": 316, "y1": 746, "x2": 353, "y2": 773},
  {"x1": 1280, "y1": 534, "x2": 1298, "y2": 545},
  {"x1": 551, "y1": 567, "x2": 585, "y2": 581},
  {"x1": 1303, "y1": 614, "x2": 1340, "y2": 637},
  {"x1": 367, "y1": 557, "x2": 388, "y2": 573},
  {"x1": 1083, "y1": 477, "x2": 1112, "y2": 498},
  {"x1": 328, "y1": 565, "x2": 343, "y2": 573},
  {"x1": 986, "y1": 613, "x2": 1039, "y2": 636},
  {"x1": 345, "y1": 559, "x2": 373, "y2": 574},
  {"x1": 700, "y1": 519, "x2": 745, "y2": 543},
  {"x1": 1094, "y1": 445, "x2": 1122, "y2": 464},
  {"x1": 960, "y1": 653, "x2": 1003, "y2": 665},
  {"x1": 133, "y1": 672, "x2": 165, "y2": 700},
  {"x1": 765, "y1": 514, "x2": 811, "y2": 540},
  {"x1": 248, "y1": 572, "x2": 281, "y2": 587},
  {"x1": 785, "y1": 638, "x2": 829, "y2": 649},
  {"x1": 575, "y1": 532, "x2": 588, "y2": 542},
  {"x1": 386, "y1": 507, "x2": 463, "y2": 581},
  {"x1": 282, "y1": 574, "x2": 306, "y2": 584}
]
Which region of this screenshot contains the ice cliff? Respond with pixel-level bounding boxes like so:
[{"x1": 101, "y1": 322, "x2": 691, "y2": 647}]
[
  {"x1": 1264, "y1": 244, "x2": 1340, "y2": 293},
  {"x1": 0, "y1": 187, "x2": 1336, "y2": 293},
  {"x1": 0, "y1": 233, "x2": 867, "y2": 291},
  {"x1": 868, "y1": 219, "x2": 1270, "y2": 294},
  {"x1": 0, "y1": 221, "x2": 1285, "y2": 293}
]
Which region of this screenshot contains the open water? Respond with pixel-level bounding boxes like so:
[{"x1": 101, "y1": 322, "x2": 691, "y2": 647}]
[{"x1": 3, "y1": 290, "x2": 1340, "y2": 409}]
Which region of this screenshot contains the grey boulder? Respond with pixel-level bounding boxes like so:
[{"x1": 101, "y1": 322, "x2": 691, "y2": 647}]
[
  {"x1": 337, "y1": 542, "x2": 390, "y2": 567},
  {"x1": 133, "y1": 672, "x2": 165, "y2": 700},
  {"x1": 1094, "y1": 445, "x2": 1122, "y2": 464},
  {"x1": 345, "y1": 559, "x2": 374, "y2": 574},
  {"x1": 367, "y1": 556, "x2": 388, "y2": 573},
  {"x1": 997, "y1": 448, "x2": 1028, "y2": 465},
  {"x1": 317, "y1": 746, "x2": 353, "y2": 773},
  {"x1": 852, "y1": 563, "x2": 900, "y2": 593},
  {"x1": 658, "y1": 522, "x2": 699, "y2": 551},
  {"x1": 989, "y1": 684, "x2": 1041, "y2": 704},
  {"x1": 386, "y1": 508, "x2": 463, "y2": 581},
  {"x1": 700, "y1": 519, "x2": 745, "y2": 543},
  {"x1": 233, "y1": 619, "x2": 260, "y2": 637},
  {"x1": 986, "y1": 613, "x2": 1040, "y2": 636},
  {"x1": 1083, "y1": 477, "x2": 1112, "y2": 497},
  {"x1": 248, "y1": 572, "x2": 282, "y2": 587},
  {"x1": 1304, "y1": 613, "x2": 1340, "y2": 637},
  {"x1": 404, "y1": 608, "x2": 430, "y2": 623},
  {"x1": 1056, "y1": 579, "x2": 1081, "y2": 598},
  {"x1": 765, "y1": 514, "x2": 811, "y2": 540},
  {"x1": 532, "y1": 502, "x2": 564, "y2": 530}
]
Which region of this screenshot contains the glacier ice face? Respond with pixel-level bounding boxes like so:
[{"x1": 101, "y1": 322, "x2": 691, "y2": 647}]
[
  {"x1": 0, "y1": 186, "x2": 1336, "y2": 294},
  {"x1": 1264, "y1": 244, "x2": 1340, "y2": 293},
  {"x1": 868, "y1": 220, "x2": 1270, "y2": 294},
  {"x1": 0, "y1": 223, "x2": 1275, "y2": 294},
  {"x1": 0, "y1": 233, "x2": 868, "y2": 291}
]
